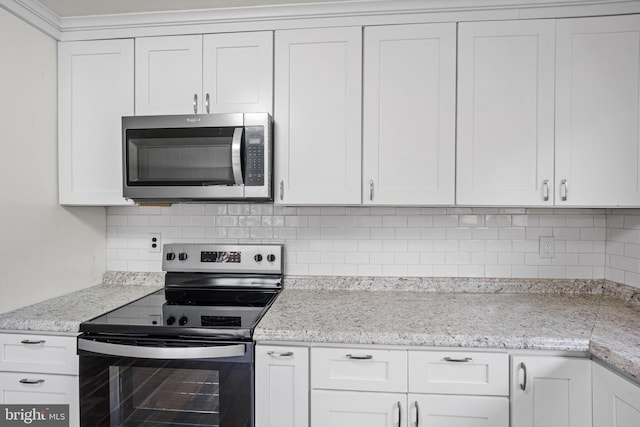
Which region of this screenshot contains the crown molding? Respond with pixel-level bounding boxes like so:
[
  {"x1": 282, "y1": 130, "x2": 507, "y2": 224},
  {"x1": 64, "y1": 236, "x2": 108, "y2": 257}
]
[
  {"x1": 0, "y1": 0, "x2": 59, "y2": 38},
  {"x1": 2, "y1": 0, "x2": 640, "y2": 41}
]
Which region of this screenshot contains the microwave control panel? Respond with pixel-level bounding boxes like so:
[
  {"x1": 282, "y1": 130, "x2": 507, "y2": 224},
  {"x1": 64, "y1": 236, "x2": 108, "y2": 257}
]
[{"x1": 244, "y1": 126, "x2": 264, "y2": 186}]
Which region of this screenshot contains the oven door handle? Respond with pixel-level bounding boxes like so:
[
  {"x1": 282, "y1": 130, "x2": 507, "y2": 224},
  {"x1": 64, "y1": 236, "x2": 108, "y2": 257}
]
[
  {"x1": 78, "y1": 339, "x2": 245, "y2": 360},
  {"x1": 231, "y1": 127, "x2": 244, "y2": 186}
]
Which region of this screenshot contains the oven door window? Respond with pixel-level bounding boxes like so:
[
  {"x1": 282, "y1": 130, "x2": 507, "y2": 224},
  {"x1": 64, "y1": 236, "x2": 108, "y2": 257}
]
[
  {"x1": 80, "y1": 352, "x2": 252, "y2": 427},
  {"x1": 126, "y1": 127, "x2": 242, "y2": 186}
]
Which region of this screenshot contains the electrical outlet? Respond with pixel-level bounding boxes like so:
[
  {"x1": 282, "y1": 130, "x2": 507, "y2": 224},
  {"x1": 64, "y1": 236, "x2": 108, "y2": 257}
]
[
  {"x1": 539, "y1": 236, "x2": 555, "y2": 258},
  {"x1": 149, "y1": 233, "x2": 161, "y2": 253}
]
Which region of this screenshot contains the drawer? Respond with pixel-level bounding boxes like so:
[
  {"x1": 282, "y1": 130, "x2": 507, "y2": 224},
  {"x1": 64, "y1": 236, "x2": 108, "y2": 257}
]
[
  {"x1": 0, "y1": 333, "x2": 78, "y2": 375},
  {"x1": 0, "y1": 371, "x2": 79, "y2": 427},
  {"x1": 408, "y1": 350, "x2": 508, "y2": 396},
  {"x1": 311, "y1": 347, "x2": 407, "y2": 392}
]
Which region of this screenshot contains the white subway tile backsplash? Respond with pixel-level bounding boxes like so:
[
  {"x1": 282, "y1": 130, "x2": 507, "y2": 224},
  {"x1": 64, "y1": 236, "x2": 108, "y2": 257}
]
[{"x1": 104, "y1": 205, "x2": 640, "y2": 289}]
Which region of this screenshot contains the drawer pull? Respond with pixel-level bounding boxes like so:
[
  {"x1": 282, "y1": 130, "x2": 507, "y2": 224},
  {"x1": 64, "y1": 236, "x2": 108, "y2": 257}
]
[
  {"x1": 20, "y1": 339, "x2": 46, "y2": 345},
  {"x1": 346, "y1": 354, "x2": 373, "y2": 360},
  {"x1": 396, "y1": 401, "x2": 402, "y2": 427},
  {"x1": 443, "y1": 356, "x2": 473, "y2": 363},
  {"x1": 20, "y1": 379, "x2": 45, "y2": 385},
  {"x1": 267, "y1": 351, "x2": 294, "y2": 358}
]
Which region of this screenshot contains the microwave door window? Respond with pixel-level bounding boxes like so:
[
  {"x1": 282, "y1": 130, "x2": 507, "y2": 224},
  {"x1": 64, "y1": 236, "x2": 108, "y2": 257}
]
[{"x1": 127, "y1": 128, "x2": 237, "y2": 186}]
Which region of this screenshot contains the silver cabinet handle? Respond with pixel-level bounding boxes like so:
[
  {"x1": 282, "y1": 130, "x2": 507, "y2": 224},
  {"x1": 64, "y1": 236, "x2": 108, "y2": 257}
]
[
  {"x1": 369, "y1": 179, "x2": 374, "y2": 201},
  {"x1": 20, "y1": 379, "x2": 45, "y2": 384},
  {"x1": 396, "y1": 401, "x2": 402, "y2": 427},
  {"x1": 205, "y1": 93, "x2": 210, "y2": 114},
  {"x1": 346, "y1": 354, "x2": 373, "y2": 360},
  {"x1": 193, "y1": 93, "x2": 198, "y2": 114},
  {"x1": 519, "y1": 362, "x2": 527, "y2": 391},
  {"x1": 78, "y1": 339, "x2": 245, "y2": 360},
  {"x1": 267, "y1": 351, "x2": 294, "y2": 358},
  {"x1": 231, "y1": 127, "x2": 244, "y2": 185},
  {"x1": 279, "y1": 180, "x2": 284, "y2": 201},
  {"x1": 443, "y1": 356, "x2": 473, "y2": 363},
  {"x1": 414, "y1": 401, "x2": 420, "y2": 427},
  {"x1": 543, "y1": 179, "x2": 550, "y2": 201},
  {"x1": 21, "y1": 339, "x2": 45, "y2": 345},
  {"x1": 561, "y1": 179, "x2": 568, "y2": 201}
]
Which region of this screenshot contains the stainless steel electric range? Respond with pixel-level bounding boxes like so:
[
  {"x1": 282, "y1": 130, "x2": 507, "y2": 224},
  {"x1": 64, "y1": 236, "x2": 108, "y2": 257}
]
[{"x1": 77, "y1": 243, "x2": 283, "y2": 427}]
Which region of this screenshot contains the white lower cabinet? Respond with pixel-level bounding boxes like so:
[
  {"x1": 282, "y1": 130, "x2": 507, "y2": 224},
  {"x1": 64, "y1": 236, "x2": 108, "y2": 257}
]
[
  {"x1": 255, "y1": 345, "x2": 309, "y2": 427},
  {"x1": 410, "y1": 394, "x2": 508, "y2": 427},
  {"x1": 511, "y1": 355, "x2": 592, "y2": 427},
  {"x1": 310, "y1": 347, "x2": 509, "y2": 427},
  {"x1": 593, "y1": 362, "x2": 640, "y2": 427},
  {"x1": 312, "y1": 390, "x2": 405, "y2": 427},
  {"x1": 0, "y1": 333, "x2": 79, "y2": 427}
]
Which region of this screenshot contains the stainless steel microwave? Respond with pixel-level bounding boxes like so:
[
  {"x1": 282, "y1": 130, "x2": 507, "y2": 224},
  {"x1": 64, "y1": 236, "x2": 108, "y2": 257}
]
[{"x1": 122, "y1": 112, "x2": 272, "y2": 202}]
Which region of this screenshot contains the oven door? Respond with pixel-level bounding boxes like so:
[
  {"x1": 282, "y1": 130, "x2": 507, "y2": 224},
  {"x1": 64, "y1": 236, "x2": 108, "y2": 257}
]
[{"x1": 78, "y1": 337, "x2": 253, "y2": 427}]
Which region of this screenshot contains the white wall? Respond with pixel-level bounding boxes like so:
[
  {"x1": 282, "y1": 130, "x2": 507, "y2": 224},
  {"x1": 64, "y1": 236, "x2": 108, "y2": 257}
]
[
  {"x1": 0, "y1": 8, "x2": 106, "y2": 313},
  {"x1": 107, "y1": 204, "x2": 609, "y2": 280},
  {"x1": 606, "y1": 209, "x2": 640, "y2": 287}
]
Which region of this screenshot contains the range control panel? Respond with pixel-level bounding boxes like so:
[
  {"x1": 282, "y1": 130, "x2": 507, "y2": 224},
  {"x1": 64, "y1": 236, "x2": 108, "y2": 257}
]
[{"x1": 163, "y1": 243, "x2": 283, "y2": 274}]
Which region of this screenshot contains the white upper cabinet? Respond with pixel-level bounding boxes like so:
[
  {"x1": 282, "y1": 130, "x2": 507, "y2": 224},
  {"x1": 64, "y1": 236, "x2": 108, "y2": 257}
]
[
  {"x1": 457, "y1": 20, "x2": 555, "y2": 206},
  {"x1": 58, "y1": 39, "x2": 134, "y2": 206},
  {"x1": 136, "y1": 32, "x2": 273, "y2": 116},
  {"x1": 135, "y1": 35, "x2": 203, "y2": 115},
  {"x1": 274, "y1": 27, "x2": 362, "y2": 205},
  {"x1": 363, "y1": 23, "x2": 456, "y2": 205},
  {"x1": 203, "y1": 32, "x2": 273, "y2": 114},
  {"x1": 555, "y1": 15, "x2": 640, "y2": 206}
]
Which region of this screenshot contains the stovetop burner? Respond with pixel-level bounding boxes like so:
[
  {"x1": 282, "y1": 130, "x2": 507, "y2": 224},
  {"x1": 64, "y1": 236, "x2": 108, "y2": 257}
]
[{"x1": 80, "y1": 244, "x2": 284, "y2": 341}]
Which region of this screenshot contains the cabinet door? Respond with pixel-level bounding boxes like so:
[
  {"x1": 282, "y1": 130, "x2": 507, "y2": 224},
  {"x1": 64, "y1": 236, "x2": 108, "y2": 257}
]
[
  {"x1": 0, "y1": 372, "x2": 79, "y2": 427},
  {"x1": 363, "y1": 23, "x2": 456, "y2": 205},
  {"x1": 203, "y1": 31, "x2": 273, "y2": 114},
  {"x1": 58, "y1": 39, "x2": 134, "y2": 206},
  {"x1": 312, "y1": 390, "x2": 406, "y2": 427},
  {"x1": 457, "y1": 20, "x2": 555, "y2": 206},
  {"x1": 556, "y1": 15, "x2": 640, "y2": 206},
  {"x1": 135, "y1": 35, "x2": 203, "y2": 115},
  {"x1": 593, "y1": 362, "x2": 640, "y2": 427},
  {"x1": 255, "y1": 345, "x2": 309, "y2": 427},
  {"x1": 274, "y1": 27, "x2": 362, "y2": 205},
  {"x1": 511, "y1": 356, "x2": 592, "y2": 427},
  {"x1": 409, "y1": 394, "x2": 508, "y2": 427}
]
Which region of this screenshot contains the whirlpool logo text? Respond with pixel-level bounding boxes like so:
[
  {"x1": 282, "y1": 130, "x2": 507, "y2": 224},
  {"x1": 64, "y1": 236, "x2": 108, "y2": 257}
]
[{"x1": 0, "y1": 406, "x2": 68, "y2": 426}]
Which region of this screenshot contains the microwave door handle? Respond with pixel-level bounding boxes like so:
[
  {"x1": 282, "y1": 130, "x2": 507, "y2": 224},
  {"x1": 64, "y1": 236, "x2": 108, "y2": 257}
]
[
  {"x1": 78, "y1": 339, "x2": 245, "y2": 360},
  {"x1": 231, "y1": 127, "x2": 244, "y2": 185}
]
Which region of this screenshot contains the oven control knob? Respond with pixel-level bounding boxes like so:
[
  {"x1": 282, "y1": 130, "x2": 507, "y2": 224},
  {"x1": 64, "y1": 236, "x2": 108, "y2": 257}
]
[
  {"x1": 166, "y1": 316, "x2": 176, "y2": 326},
  {"x1": 267, "y1": 254, "x2": 276, "y2": 262},
  {"x1": 254, "y1": 254, "x2": 263, "y2": 262},
  {"x1": 178, "y1": 252, "x2": 188, "y2": 261},
  {"x1": 179, "y1": 316, "x2": 188, "y2": 326},
  {"x1": 166, "y1": 252, "x2": 176, "y2": 261}
]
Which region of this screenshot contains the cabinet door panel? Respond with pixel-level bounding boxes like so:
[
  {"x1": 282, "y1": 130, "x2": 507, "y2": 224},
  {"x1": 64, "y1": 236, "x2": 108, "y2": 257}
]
[
  {"x1": 275, "y1": 27, "x2": 362, "y2": 205},
  {"x1": 410, "y1": 394, "x2": 508, "y2": 427},
  {"x1": 556, "y1": 15, "x2": 640, "y2": 206},
  {"x1": 593, "y1": 362, "x2": 640, "y2": 427},
  {"x1": 255, "y1": 345, "x2": 309, "y2": 427},
  {"x1": 511, "y1": 356, "x2": 591, "y2": 427},
  {"x1": 135, "y1": 35, "x2": 203, "y2": 115},
  {"x1": 58, "y1": 39, "x2": 134, "y2": 205},
  {"x1": 203, "y1": 32, "x2": 273, "y2": 114},
  {"x1": 363, "y1": 23, "x2": 456, "y2": 205},
  {"x1": 312, "y1": 390, "x2": 406, "y2": 427},
  {"x1": 457, "y1": 20, "x2": 555, "y2": 206}
]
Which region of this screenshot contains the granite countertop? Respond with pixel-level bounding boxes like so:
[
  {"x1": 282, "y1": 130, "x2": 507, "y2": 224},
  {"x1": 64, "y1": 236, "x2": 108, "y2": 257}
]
[
  {"x1": 254, "y1": 276, "x2": 640, "y2": 382},
  {"x1": 1, "y1": 273, "x2": 638, "y2": 383},
  {"x1": 0, "y1": 272, "x2": 164, "y2": 333}
]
